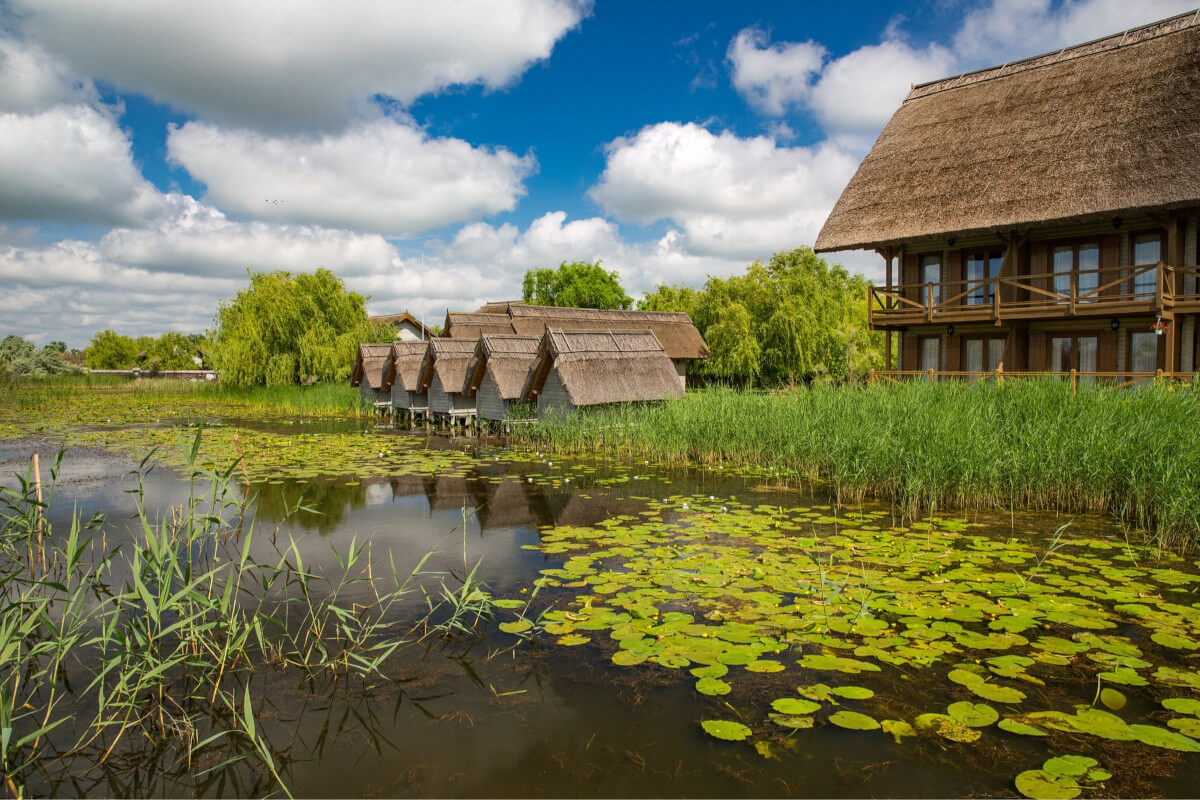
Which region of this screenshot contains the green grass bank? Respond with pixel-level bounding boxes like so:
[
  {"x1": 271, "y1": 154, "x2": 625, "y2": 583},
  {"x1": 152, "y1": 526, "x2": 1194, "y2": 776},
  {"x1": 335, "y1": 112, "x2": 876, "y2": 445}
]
[{"x1": 517, "y1": 381, "x2": 1200, "y2": 547}]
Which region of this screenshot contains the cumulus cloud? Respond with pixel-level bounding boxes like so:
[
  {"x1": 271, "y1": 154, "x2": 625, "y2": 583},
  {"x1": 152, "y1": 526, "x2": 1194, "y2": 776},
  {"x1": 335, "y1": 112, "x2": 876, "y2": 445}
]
[
  {"x1": 11, "y1": 0, "x2": 589, "y2": 130},
  {"x1": 589, "y1": 122, "x2": 858, "y2": 260},
  {"x1": 0, "y1": 104, "x2": 166, "y2": 225},
  {"x1": 727, "y1": 27, "x2": 825, "y2": 116},
  {"x1": 0, "y1": 36, "x2": 96, "y2": 112},
  {"x1": 167, "y1": 118, "x2": 535, "y2": 236}
]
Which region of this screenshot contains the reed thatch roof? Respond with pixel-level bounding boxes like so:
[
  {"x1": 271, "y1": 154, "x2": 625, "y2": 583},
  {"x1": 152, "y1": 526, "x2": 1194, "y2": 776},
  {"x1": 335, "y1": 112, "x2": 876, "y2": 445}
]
[
  {"x1": 815, "y1": 11, "x2": 1200, "y2": 253},
  {"x1": 369, "y1": 311, "x2": 434, "y2": 340},
  {"x1": 507, "y1": 304, "x2": 707, "y2": 360},
  {"x1": 464, "y1": 335, "x2": 541, "y2": 399},
  {"x1": 350, "y1": 343, "x2": 393, "y2": 389},
  {"x1": 522, "y1": 328, "x2": 683, "y2": 406},
  {"x1": 383, "y1": 341, "x2": 428, "y2": 392},
  {"x1": 443, "y1": 312, "x2": 516, "y2": 339},
  {"x1": 417, "y1": 338, "x2": 477, "y2": 393}
]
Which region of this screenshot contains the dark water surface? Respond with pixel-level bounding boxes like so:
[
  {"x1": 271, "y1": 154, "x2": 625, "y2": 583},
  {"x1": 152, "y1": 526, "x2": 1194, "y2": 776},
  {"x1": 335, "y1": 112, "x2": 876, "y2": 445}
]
[{"x1": 2, "y1": 424, "x2": 1199, "y2": 799}]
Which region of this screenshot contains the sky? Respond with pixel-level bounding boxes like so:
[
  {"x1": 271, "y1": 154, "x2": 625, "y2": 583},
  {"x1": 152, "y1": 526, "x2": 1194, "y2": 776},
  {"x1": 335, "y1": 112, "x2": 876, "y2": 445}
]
[{"x1": 1, "y1": 0, "x2": 1195, "y2": 347}]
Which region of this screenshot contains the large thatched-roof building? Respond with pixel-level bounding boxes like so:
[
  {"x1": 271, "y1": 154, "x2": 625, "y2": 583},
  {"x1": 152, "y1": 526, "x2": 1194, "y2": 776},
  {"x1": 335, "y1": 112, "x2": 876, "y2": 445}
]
[
  {"x1": 384, "y1": 341, "x2": 429, "y2": 416},
  {"x1": 463, "y1": 335, "x2": 541, "y2": 423},
  {"x1": 448, "y1": 302, "x2": 707, "y2": 387},
  {"x1": 369, "y1": 311, "x2": 434, "y2": 342},
  {"x1": 521, "y1": 328, "x2": 684, "y2": 417},
  {"x1": 816, "y1": 11, "x2": 1200, "y2": 378},
  {"x1": 349, "y1": 343, "x2": 393, "y2": 405},
  {"x1": 417, "y1": 338, "x2": 478, "y2": 421}
]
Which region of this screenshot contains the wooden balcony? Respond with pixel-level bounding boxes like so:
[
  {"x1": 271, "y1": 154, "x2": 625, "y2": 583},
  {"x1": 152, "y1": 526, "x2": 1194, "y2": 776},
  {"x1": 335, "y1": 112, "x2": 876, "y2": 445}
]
[{"x1": 869, "y1": 263, "x2": 1200, "y2": 328}]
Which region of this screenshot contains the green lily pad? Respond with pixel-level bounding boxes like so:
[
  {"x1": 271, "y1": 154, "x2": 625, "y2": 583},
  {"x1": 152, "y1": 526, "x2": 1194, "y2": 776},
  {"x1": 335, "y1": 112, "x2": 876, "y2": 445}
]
[
  {"x1": 1151, "y1": 632, "x2": 1197, "y2": 650},
  {"x1": 695, "y1": 677, "x2": 731, "y2": 696},
  {"x1": 745, "y1": 659, "x2": 785, "y2": 673},
  {"x1": 881, "y1": 719, "x2": 916, "y2": 743},
  {"x1": 1043, "y1": 755, "x2": 1097, "y2": 778},
  {"x1": 998, "y1": 718, "x2": 1048, "y2": 737},
  {"x1": 1067, "y1": 708, "x2": 1136, "y2": 740},
  {"x1": 1015, "y1": 769, "x2": 1081, "y2": 800},
  {"x1": 556, "y1": 634, "x2": 590, "y2": 646},
  {"x1": 1128, "y1": 724, "x2": 1200, "y2": 751},
  {"x1": 828, "y1": 710, "x2": 880, "y2": 731},
  {"x1": 1166, "y1": 718, "x2": 1200, "y2": 737},
  {"x1": 771, "y1": 697, "x2": 821, "y2": 715},
  {"x1": 916, "y1": 713, "x2": 981, "y2": 743},
  {"x1": 769, "y1": 713, "x2": 815, "y2": 729},
  {"x1": 492, "y1": 599, "x2": 526, "y2": 610},
  {"x1": 948, "y1": 701, "x2": 999, "y2": 727},
  {"x1": 701, "y1": 719, "x2": 751, "y2": 741},
  {"x1": 1099, "y1": 687, "x2": 1126, "y2": 711},
  {"x1": 498, "y1": 619, "x2": 533, "y2": 634},
  {"x1": 1163, "y1": 697, "x2": 1200, "y2": 716},
  {"x1": 612, "y1": 649, "x2": 647, "y2": 666},
  {"x1": 832, "y1": 686, "x2": 875, "y2": 700}
]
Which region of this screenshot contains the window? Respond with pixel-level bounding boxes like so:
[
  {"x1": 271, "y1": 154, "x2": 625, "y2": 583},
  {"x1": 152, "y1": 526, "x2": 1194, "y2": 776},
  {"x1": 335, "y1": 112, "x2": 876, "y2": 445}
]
[
  {"x1": 1132, "y1": 232, "x2": 1162, "y2": 298},
  {"x1": 964, "y1": 337, "x2": 1005, "y2": 372},
  {"x1": 1129, "y1": 331, "x2": 1157, "y2": 374},
  {"x1": 1051, "y1": 242, "x2": 1099, "y2": 302},
  {"x1": 921, "y1": 254, "x2": 941, "y2": 306},
  {"x1": 919, "y1": 337, "x2": 940, "y2": 372},
  {"x1": 1049, "y1": 333, "x2": 1099, "y2": 372},
  {"x1": 966, "y1": 252, "x2": 1003, "y2": 305}
]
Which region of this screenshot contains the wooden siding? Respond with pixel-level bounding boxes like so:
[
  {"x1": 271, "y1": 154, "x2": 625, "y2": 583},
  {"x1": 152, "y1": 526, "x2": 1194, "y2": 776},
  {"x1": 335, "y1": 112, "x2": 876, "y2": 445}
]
[
  {"x1": 476, "y1": 373, "x2": 508, "y2": 421},
  {"x1": 428, "y1": 376, "x2": 452, "y2": 414},
  {"x1": 390, "y1": 382, "x2": 413, "y2": 409},
  {"x1": 536, "y1": 371, "x2": 574, "y2": 418}
]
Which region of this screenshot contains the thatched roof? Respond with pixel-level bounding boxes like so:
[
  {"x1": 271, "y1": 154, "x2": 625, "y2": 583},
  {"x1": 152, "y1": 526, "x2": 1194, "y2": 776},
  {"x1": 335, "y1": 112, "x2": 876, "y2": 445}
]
[
  {"x1": 443, "y1": 312, "x2": 516, "y2": 339},
  {"x1": 472, "y1": 300, "x2": 520, "y2": 314},
  {"x1": 815, "y1": 11, "x2": 1200, "y2": 253},
  {"x1": 383, "y1": 341, "x2": 428, "y2": 392},
  {"x1": 522, "y1": 328, "x2": 683, "y2": 407},
  {"x1": 464, "y1": 335, "x2": 541, "y2": 399},
  {"x1": 350, "y1": 343, "x2": 392, "y2": 389},
  {"x1": 506, "y1": 304, "x2": 707, "y2": 360},
  {"x1": 369, "y1": 311, "x2": 434, "y2": 340},
  {"x1": 417, "y1": 337, "x2": 477, "y2": 393}
]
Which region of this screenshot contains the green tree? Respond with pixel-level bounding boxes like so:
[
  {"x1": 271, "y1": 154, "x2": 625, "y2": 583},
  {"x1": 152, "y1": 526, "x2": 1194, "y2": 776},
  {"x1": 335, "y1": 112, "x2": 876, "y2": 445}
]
[
  {"x1": 212, "y1": 268, "x2": 385, "y2": 386},
  {"x1": 0, "y1": 335, "x2": 82, "y2": 377},
  {"x1": 85, "y1": 330, "x2": 139, "y2": 369},
  {"x1": 638, "y1": 247, "x2": 882, "y2": 386},
  {"x1": 522, "y1": 260, "x2": 633, "y2": 309}
]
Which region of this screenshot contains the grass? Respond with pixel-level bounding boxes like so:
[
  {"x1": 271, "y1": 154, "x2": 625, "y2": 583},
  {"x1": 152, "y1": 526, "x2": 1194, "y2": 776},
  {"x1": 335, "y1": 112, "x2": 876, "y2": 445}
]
[
  {"x1": 0, "y1": 436, "x2": 495, "y2": 797},
  {"x1": 3, "y1": 375, "x2": 373, "y2": 417},
  {"x1": 515, "y1": 380, "x2": 1200, "y2": 547}
]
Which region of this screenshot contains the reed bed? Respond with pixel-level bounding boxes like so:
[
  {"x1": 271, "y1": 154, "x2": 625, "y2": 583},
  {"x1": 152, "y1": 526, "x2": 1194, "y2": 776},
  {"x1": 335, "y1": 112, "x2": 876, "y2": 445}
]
[{"x1": 518, "y1": 380, "x2": 1200, "y2": 547}]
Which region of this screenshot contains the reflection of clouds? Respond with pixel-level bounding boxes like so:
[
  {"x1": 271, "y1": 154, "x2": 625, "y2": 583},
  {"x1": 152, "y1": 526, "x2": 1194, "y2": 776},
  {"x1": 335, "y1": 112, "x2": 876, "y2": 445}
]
[{"x1": 364, "y1": 481, "x2": 392, "y2": 506}]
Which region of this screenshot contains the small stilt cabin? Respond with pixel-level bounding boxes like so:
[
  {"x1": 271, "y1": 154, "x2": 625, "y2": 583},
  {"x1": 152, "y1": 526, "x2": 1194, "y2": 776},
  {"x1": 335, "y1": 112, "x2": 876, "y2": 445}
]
[
  {"x1": 815, "y1": 11, "x2": 1200, "y2": 380},
  {"x1": 521, "y1": 328, "x2": 684, "y2": 417},
  {"x1": 349, "y1": 343, "x2": 393, "y2": 407},
  {"x1": 385, "y1": 341, "x2": 429, "y2": 418},
  {"x1": 463, "y1": 335, "x2": 542, "y2": 423},
  {"x1": 417, "y1": 338, "x2": 478, "y2": 422}
]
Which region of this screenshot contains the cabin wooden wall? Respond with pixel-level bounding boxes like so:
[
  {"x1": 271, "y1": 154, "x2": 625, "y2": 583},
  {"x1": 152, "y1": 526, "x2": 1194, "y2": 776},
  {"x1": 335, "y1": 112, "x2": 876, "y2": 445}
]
[
  {"x1": 537, "y1": 371, "x2": 574, "y2": 418},
  {"x1": 476, "y1": 373, "x2": 508, "y2": 421},
  {"x1": 428, "y1": 376, "x2": 452, "y2": 413}
]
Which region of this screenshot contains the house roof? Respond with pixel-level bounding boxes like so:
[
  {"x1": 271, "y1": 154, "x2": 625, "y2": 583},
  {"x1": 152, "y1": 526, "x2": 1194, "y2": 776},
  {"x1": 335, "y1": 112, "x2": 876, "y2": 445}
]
[
  {"x1": 464, "y1": 335, "x2": 541, "y2": 399},
  {"x1": 442, "y1": 312, "x2": 516, "y2": 339},
  {"x1": 369, "y1": 311, "x2": 434, "y2": 340},
  {"x1": 383, "y1": 341, "x2": 428, "y2": 392},
  {"x1": 815, "y1": 11, "x2": 1200, "y2": 253},
  {"x1": 522, "y1": 328, "x2": 683, "y2": 406},
  {"x1": 350, "y1": 343, "x2": 393, "y2": 389},
  {"x1": 417, "y1": 337, "x2": 477, "y2": 393}
]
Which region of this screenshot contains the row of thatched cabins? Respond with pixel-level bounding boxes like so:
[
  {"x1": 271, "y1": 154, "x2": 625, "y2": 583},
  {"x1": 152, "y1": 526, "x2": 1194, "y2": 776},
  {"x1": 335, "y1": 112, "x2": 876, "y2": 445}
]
[{"x1": 351, "y1": 302, "x2": 708, "y2": 424}]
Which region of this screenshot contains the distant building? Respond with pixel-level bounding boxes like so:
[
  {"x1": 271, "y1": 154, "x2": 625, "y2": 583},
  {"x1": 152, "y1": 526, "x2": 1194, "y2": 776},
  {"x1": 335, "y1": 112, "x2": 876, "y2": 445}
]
[
  {"x1": 369, "y1": 311, "x2": 434, "y2": 342},
  {"x1": 417, "y1": 338, "x2": 478, "y2": 422},
  {"x1": 816, "y1": 12, "x2": 1200, "y2": 378},
  {"x1": 349, "y1": 343, "x2": 393, "y2": 405}
]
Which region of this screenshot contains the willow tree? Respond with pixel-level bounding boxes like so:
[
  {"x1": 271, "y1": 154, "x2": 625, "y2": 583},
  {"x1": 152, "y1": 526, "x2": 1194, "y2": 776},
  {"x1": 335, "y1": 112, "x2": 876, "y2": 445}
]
[
  {"x1": 639, "y1": 247, "x2": 882, "y2": 386},
  {"x1": 522, "y1": 260, "x2": 633, "y2": 309},
  {"x1": 212, "y1": 269, "x2": 386, "y2": 386}
]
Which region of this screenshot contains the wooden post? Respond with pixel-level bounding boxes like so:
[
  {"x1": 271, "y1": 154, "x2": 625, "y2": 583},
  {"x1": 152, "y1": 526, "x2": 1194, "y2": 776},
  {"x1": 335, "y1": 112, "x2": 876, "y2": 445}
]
[
  {"x1": 867, "y1": 368, "x2": 876, "y2": 385},
  {"x1": 996, "y1": 362, "x2": 1004, "y2": 386},
  {"x1": 1070, "y1": 368, "x2": 1077, "y2": 397},
  {"x1": 884, "y1": 333, "x2": 892, "y2": 372},
  {"x1": 1069, "y1": 268, "x2": 1076, "y2": 316},
  {"x1": 1156, "y1": 368, "x2": 1164, "y2": 386},
  {"x1": 926, "y1": 283, "x2": 934, "y2": 323},
  {"x1": 927, "y1": 368, "x2": 935, "y2": 385}
]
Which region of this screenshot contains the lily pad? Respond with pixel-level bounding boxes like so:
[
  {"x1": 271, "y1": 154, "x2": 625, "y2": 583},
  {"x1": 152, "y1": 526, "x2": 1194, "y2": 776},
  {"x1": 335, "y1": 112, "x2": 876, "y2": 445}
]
[
  {"x1": 828, "y1": 710, "x2": 880, "y2": 731},
  {"x1": 1128, "y1": 724, "x2": 1200, "y2": 751},
  {"x1": 498, "y1": 619, "x2": 533, "y2": 634},
  {"x1": 1043, "y1": 755, "x2": 1097, "y2": 778},
  {"x1": 556, "y1": 634, "x2": 590, "y2": 646},
  {"x1": 832, "y1": 685, "x2": 875, "y2": 700},
  {"x1": 695, "y1": 677, "x2": 731, "y2": 696},
  {"x1": 1015, "y1": 769, "x2": 1081, "y2": 800},
  {"x1": 1162, "y1": 697, "x2": 1200, "y2": 716},
  {"x1": 881, "y1": 719, "x2": 916, "y2": 743},
  {"x1": 998, "y1": 718, "x2": 1048, "y2": 737},
  {"x1": 769, "y1": 713, "x2": 815, "y2": 729},
  {"x1": 771, "y1": 697, "x2": 821, "y2": 715},
  {"x1": 1099, "y1": 687, "x2": 1126, "y2": 711},
  {"x1": 701, "y1": 719, "x2": 751, "y2": 741},
  {"x1": 948, "y1": 701, "x2": 999, "y2": 727}
]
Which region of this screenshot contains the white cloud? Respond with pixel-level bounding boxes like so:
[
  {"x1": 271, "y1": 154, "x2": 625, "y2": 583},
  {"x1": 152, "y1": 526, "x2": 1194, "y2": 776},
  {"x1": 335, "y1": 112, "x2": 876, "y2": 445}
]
[
  {"x1": 954, "y1": 0, "x2": 1197, "y2": 63},
  {"x1": 727, "y1": 27, "x2": 825, "y2": 116},
  {"x1": 0, "y1": 104, "x2": 166, "y2": 225},
  {"x1": 11, "y1": 0, "x2": 589, "y2": 130},
  {"x1": 589, "y1": 122, "x2": 858, "y2": 260},
  {"x1": 0, "y1": 36, "x2": 96, "y2": 112},
  {"x1": 167, "y1": 118, "x2": 535, "y2": 236}
]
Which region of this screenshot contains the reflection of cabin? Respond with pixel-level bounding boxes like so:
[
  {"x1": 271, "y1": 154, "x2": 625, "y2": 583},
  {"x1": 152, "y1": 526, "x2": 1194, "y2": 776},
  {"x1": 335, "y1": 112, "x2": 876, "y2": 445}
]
[
  {"x1": 521, "y1": 328, "x2": 684, "y2": 417},
  {"x1": 424, "y1": 475, "x2": 486, "y2": 514},
  {"x1": 417, "y1": 338, "x2": 478, "y2": 422},
  {"x1": 370, "y1": 311, "x2": 434, "y2": 342},
  {"x1": 463, "y1": 335, "x2": 541, "y2": 424},
  {"x1": 815, "y1": 12, "x2": 1200, "y2": 381},
  {"x1": 450, "y1": 302, "x2": 708, "y2": 388},
  {"x1": 475, "y1": 477, "x2": 554, "y2": 531},
  {"x1": 385, "y1": 341, "x2": 429, "y2": 418},
  {"x1": 349, "y1": 343, "x2": 393, "y2": 406}
]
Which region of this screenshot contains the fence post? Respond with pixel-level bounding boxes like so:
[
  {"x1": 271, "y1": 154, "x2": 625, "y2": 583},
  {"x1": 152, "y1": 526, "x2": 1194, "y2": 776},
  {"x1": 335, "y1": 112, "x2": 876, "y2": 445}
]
[
  {"x1": 1070, "y1": 368, "x2": 1077, "y2": 397},
  {"x1": 996, "y1": 362, "x2": 1004, "y2": 386},
  {"x1": 927, "y1": 368, "x2": 935, "y2": 385},
  {"x1": 1156, "y1": 368, "x2": 1164, "y2": 386},
  {"x1": 867, "y1": 368, "x2": 875, "y2": 384}
]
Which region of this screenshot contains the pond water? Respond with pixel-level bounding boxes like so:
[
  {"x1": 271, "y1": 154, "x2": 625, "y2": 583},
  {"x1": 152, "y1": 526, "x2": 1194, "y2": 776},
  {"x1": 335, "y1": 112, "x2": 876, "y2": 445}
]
[{"x1": 2, "y1": 412, "x2": 1200, "y2": 798}]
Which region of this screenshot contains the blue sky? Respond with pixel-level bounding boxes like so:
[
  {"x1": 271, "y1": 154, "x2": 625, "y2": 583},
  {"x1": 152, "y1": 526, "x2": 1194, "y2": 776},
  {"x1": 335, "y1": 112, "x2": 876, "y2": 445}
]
[{"x1": 0, "y1": 0, "x2": 1194, "y2": 346}]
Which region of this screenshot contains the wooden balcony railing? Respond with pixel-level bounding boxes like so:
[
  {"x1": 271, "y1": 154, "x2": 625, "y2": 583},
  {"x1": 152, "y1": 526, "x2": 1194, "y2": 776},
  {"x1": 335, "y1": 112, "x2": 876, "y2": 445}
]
[
  {"x1": 867, "y1": 367, "x2": 1195, "y2": 393},
  {"x1": 870, "y1": 263, "x2": 1200, "y2": 326}
]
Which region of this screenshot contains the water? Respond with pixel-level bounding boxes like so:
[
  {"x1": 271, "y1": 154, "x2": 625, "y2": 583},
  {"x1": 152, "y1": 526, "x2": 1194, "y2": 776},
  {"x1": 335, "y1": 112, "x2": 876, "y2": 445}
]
[{"x1": 2, "y1": 425, "x2": 1199, "y2": 798}]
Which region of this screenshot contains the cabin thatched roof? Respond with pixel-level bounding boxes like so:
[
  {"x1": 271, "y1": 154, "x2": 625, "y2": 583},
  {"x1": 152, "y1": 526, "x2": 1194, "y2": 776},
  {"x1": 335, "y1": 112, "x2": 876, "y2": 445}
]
[
  {"x1": 815, "y1": 11, "x2": 1200, "y2": 253},
  {"x1": 369, "y1": 311, "x2": 434, "y2": 340},
  {"x1": 464, "y1": 335, "x2": 541, "y2": 399},
  {"x1": 522, "y1": 328, "x2": 683, "y2": 406},
  {"x1": 443, "y1": 312, "x2": 516, "y2": 339},
  {"x1": 350, "y1": 343, "x2": 393, "y2": 389},
  {"x1": 383, "y1": 341, "x2": 428, "y2": 392},
  {"x1": 506, "y1": 304, "x2": 708, "y2": 360},
  {"x1": 417, "y1": 338, "x2": 477, "y2": 393}
]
